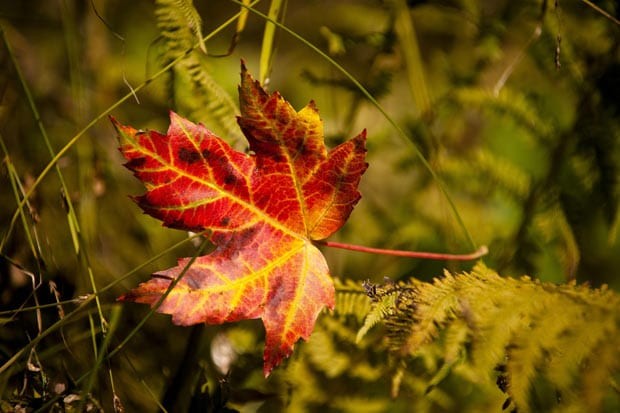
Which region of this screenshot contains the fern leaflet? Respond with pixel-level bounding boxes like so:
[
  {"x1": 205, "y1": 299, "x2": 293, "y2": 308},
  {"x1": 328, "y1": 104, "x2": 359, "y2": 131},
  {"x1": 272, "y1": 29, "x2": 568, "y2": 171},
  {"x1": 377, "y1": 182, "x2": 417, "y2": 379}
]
[{"x1": 362, "y1": 263, "x2": 620, "y2": 412}]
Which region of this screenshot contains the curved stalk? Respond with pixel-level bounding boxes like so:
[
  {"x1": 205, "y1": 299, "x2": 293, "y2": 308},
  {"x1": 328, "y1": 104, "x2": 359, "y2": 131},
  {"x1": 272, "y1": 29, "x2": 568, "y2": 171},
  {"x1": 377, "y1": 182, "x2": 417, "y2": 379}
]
[{"x1": 317, "y1": 241, "x2": 488, "y2": 261}]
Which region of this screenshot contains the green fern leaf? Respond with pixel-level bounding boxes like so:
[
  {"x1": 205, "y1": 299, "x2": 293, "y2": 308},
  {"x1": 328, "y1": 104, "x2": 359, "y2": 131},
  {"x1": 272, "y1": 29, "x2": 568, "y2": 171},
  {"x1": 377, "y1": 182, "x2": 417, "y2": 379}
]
[
  {"x1": 356, "y1": 286, "x2": 398, "y2": 343},
  {"x1": 440, "y1": 148, "x2": 532, "y2": 201},
  {"x1": 156, "y1": 0, "x2": 205, "y2": 53},
  {"x1": 369, "y1": 264, "x2": 619, "y2": 412},
  {"x1": 333, "y1": 278, "x2": 373, "y2": 323},
  {"x1": 154, "y1": 0, "x2": 243, "y2": 145},
  {"x1": 454, "y1": 87, "x2": 554, "y2": 141}
]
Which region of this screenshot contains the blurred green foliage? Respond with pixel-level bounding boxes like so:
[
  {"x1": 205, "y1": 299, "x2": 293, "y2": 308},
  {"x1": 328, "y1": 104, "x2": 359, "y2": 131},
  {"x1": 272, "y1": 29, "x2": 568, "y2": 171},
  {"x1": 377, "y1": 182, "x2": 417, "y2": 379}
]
[{"x1": 1, "y1": 0, "x2": 619, "y2": 412}]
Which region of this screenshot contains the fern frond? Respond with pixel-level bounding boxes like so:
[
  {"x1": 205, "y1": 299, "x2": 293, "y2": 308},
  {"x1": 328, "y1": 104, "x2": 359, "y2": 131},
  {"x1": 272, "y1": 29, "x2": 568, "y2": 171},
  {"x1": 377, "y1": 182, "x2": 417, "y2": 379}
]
[
  {"x1": 155, "y1": 0, "x2": 196, "y2": 52},
  {"x1": 376, "y1": 263, "x2": 620, "y2": 412},
  {"x1": 356, "y1": 288, "x2": 397, "y2": 343},
  {"x1": 154, "y1": 0, "x2": 243, "y2": 145},
  {"x1": 331, "y1": 396, "x2": 390, "y2": 413},
  {"x1": 333, "y1": 278, "x2": 372, "y2": 323},
  {"x1": 453, "y1": 87, "x2": 554, "y2": 142},
  {"x1": 157, "y1": 0, "x2": 205, "y2": 53},
  {"x1": 354, "y1": 277, "x2": 427, "y2": 344},
  {"x1": 533, "y1": 203, "x2": 580, "y2": 277},
  {"x1": 440, "y1": 148, "x2": 532, "y2": 201},
  {"x1": 305, "y1": 326, "x2": 351, "y2": 378},
  {"x1": 280, "y1": 314, "x2": 385, "y2": 411},
  {"x1": 282, "y1": 353, "x2": 328, "y2": 410},
  {"x1": 441, "y1": 319, "x2": 469, "y2": 365}
]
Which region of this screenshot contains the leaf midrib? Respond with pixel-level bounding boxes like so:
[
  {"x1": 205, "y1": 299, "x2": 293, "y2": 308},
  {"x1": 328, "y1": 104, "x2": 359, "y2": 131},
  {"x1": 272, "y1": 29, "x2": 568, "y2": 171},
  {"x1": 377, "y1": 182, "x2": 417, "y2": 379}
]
[{"x1": 251, "y1": 98, "x2": 310, "y2": 237}]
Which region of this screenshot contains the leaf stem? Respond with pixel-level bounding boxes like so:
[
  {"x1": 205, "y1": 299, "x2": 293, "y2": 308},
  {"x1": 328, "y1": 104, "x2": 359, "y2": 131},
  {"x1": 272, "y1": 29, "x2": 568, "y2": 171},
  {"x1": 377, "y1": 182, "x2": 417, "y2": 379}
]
[{"x1": 317, "y1": 240, "x2": 488, "y2": 261}]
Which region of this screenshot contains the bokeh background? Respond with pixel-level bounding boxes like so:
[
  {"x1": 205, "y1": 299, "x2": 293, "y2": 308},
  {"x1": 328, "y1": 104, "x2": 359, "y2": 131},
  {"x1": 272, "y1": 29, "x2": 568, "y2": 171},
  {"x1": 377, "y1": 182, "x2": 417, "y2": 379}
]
[{"x1": 1, "y1": 1, "x2": 619, "y2": 411}]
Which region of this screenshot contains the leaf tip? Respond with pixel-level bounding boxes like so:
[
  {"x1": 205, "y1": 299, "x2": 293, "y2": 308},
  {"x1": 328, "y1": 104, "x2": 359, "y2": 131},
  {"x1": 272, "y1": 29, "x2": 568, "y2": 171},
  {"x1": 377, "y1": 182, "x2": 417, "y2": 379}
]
[
  {"x1": 307, "y1": 99, "x2": 318, "y2": 111},
  {"x1": 238, "y1": 59, "x2": 266, "y2": 100},
  {"x1": 356, "y1": 128, "x2": 368, "y2": 145},
  {"x1": 116, "y1": 290, "x2": 139, "y2": 304},
  {"x1": 263, "y1": 347, "x2": 293, "y2": 378},
  {"x1": 239, "y1": 59, "x2": 251, "y2": 84},
  {"x1": 168, "y1": 109, "x2": 181, "y2": 122}
]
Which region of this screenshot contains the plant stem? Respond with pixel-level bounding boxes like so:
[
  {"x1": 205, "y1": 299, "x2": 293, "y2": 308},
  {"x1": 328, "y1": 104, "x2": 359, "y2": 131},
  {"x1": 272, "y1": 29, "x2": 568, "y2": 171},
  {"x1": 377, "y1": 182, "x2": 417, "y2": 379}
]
[{"x1": 317, "y1": 241, "x2": 488, "y2": 261}]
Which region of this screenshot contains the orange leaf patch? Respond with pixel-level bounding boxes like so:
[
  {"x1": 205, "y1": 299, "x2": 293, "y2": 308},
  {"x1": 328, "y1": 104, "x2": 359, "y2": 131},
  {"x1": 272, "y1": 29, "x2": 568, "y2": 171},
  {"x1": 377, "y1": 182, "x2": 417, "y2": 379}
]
[{"x1": 113, "y1": 63, "x2": 367, "y2": 376}]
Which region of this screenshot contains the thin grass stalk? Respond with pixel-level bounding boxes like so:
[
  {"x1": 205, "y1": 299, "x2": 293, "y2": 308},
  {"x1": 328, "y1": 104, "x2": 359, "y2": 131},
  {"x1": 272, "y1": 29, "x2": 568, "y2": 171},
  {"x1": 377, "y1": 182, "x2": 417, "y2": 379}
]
[{"x1": 259, "y1": 0, "x2": 286, "y2": 85}]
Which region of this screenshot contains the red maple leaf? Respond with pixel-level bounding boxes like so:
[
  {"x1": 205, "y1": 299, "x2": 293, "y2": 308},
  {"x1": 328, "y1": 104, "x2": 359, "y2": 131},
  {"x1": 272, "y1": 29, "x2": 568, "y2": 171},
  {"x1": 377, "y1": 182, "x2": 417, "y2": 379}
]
[{"x1": 113, "y1": 63, "x2": 367, "y2": 376}]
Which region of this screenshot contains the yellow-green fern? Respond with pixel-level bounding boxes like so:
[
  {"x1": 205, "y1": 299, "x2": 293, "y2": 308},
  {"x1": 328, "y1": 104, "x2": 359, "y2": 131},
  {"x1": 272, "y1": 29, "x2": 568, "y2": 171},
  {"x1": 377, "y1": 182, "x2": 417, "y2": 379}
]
[
  {"x1": 154, "y1": 0, "x2": 243, "y2": 145},
  {"x1": 333, "y1": 277, "x2": 374, "y2": 324},
  {"x1": 361, "y1": 263, "x2": 620, "y2": 412}
]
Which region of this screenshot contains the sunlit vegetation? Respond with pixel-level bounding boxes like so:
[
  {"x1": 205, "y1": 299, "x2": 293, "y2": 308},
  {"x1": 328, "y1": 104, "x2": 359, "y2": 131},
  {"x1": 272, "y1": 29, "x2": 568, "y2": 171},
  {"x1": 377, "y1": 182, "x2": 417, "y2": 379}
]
[{"x1": 1, "y1": 1, "x2": 619, "y2": 411}]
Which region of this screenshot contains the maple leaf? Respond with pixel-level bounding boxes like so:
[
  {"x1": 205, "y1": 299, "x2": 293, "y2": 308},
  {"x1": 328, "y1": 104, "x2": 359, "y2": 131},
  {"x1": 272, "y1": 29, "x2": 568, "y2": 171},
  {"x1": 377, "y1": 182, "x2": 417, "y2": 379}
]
[{"x1": 113, "y1": 63, "x2": 367, "y2": 376}]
